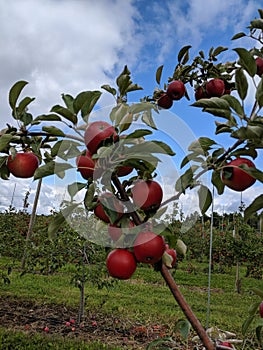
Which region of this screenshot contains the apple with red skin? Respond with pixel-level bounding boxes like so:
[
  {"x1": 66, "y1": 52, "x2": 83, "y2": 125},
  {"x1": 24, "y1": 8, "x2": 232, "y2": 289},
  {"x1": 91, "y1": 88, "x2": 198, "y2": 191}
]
[
  {"x1": 108, "y1": 220, "x2": 135, "y2": 241},
  {"x1": 157, "y1": 93, "x2": 173, "y2": 109},
  {"x1": 7, "y1": 152, "x2": 39, "y2": 178},
  {"x1": 206, "y1": 78, "x2": 225, "y2": 97},
  {"x1": 116, "y1": 165, "x2": 133, "y2": 177},
  {"x1": 165, "y1": 245, "x2": 177, "y2": 268},
  {"x1": 106, "y1": 249, "x2": 137, "y2": 279},
  {"x1": 195, "y1": 85, "x2": 208, "y2": 100},
  {"x1": 260, "y1": 301, "x2": 263, "y2": 318},
  {"x1": 167, "y1": 80, "x2": 186, "y2": 100},
  {"x1": 133, "y1": 231, "x2": 165, "y2": 264},
  {"x1": 84, "y1": 121, "x2": 118, "y2": 155},
  {"x1": 256, "y1": 57, "x2": 263, "y2": 76},
  {"x1": 76, "y1": 150, "x2": 95, "y2": 180},
  {"x1": 220, "y1": 157, "x2": 256, "y2": 192},
  {"x1": 94, "y1": 192, "x2": 124, "y2": 223},
  {"x1": 131, "y1": 180, "x2": 163, "y2": 212}
]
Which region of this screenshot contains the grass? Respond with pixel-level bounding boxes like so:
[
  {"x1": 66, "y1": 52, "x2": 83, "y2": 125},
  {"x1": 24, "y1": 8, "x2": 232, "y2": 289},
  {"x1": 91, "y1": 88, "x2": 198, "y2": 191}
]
[{"x1": 0, "y1": 257, "x2": 262, "y2": 349}]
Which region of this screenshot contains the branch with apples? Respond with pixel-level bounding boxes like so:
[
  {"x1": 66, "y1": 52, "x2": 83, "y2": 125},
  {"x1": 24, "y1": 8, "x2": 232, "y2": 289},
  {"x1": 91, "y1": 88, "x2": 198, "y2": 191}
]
[{"x1": 1, "y1": 9, "x2": 263, "y2": 350}]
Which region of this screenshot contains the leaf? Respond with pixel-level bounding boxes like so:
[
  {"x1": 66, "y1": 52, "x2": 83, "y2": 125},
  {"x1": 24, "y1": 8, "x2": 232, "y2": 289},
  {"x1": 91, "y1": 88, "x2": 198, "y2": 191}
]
[
  {"x1": 42, "y1": 126, "x2": 65, "y2": 137},
  {"x1": 68, "y1": 182, "x2": 86, "y2": 199},
  {"x1": 251, "y1": 287, "x2": 263, "y2": 299},
  {"x1": 84, "y1": 182, "x2": 96, "y2": 210},
  {"x1": 213, "y1": 46, "x2": 228, "y2": 57},
  {"x1": 211, "y1": 170, "x2": 225, "y2": 195},
  {"x1": 242, "y1": 315, "x2": 255, "y2": 335},
  {"x1": 146, "y1": 337, "x2": 173, "y2": 350},
  {"x1": 127, "y1": 140, "x2": 175, "y2": 157},
  {"x1": 48, "y1": 203, "x2": 79, "y2": 239},
  {"x1": 221, "y1": 95, "x2": 244, "y2": 117},
  {"x1": 235, "y1": 68, "x2": 248, "y2": 100},
  {"x1": 198, "y1": 185, "x2": 212, "y2": 215},
  {"x1": 118, "y1": 112, "x2": 133, "y2": 132},
  {"x1": 250, "y1": 18, "x2": 263, "y2": 30},
  {"x1": 248, "y1": 301, "x2": 261, "y2": 316},
  {"x1": 175, "y1": 168, "x2": 194, "y2": 193},
  {"x1": 34, "y1": 161, "x2": 73, "y2": 180},
  {"x1": 155, "y1": 65, "x2": 164, "y2": 85},
  {"x1": 176, "y1": 239, "x2": 187, "y2": 257},
  {"x1": 110, "y1": 103, "x2": 129, "y2": 125},
  {"x1": 0, "y1": 134, "x2": 15, "y2": 151},
  {"x1": 101, "y1": 84, "x2": 117, "y2": 96},
  {"x1": 244, "y1": 195, "x2": 263, "y2": 221},
  {"x1": 256, "y1": 77, "x2": 263, "y2": 107},
  {"x1": 33, "y1": 114, "x2": 62, "y2": 123},
  {"x1": 62, "y1": 94, "x2": 74, "y2": 112},
  {"x1": 73, "y1": 90, "x2": 102, "y2": 122},
  {"x1": 256, "y1": 325, "x2": 263, "y2": 345},
  {"x1": 126, "y1": 83, "x2": 143, "y2": 93},
  {"x1": 142, "y1": 110, "x2": 157, "y2": 129},
  {"x1": 234, "y1": 48, "x2": 257, "y2": 77},
  {"x1": 17, "y1": 96, "x2": 35, "y2": 114},
  {"x1": 51, "y1": 104, "x2": 77, "y2": 124},
  {"x1": 177, "y1": 45, "x2": 192, "y2": 63},
  {"x1": 9, "y1": 80, "x2": 28, "y2": 110},
  {"x1": 231, "y1": 32, "x2": 246, "y2": 40},
  {"x1": 175, "y1": 319, "x2": 191, "y2": 339},
  {"x1": 125, "y1": 129, "x2": 152, "y2": 139}
]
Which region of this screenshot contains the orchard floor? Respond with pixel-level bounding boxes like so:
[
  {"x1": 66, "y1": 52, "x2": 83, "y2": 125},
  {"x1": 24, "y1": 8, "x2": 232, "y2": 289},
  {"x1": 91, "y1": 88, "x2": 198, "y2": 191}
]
[{"x1": 0, "y1": 295, "x2": 197, "y2": 349}]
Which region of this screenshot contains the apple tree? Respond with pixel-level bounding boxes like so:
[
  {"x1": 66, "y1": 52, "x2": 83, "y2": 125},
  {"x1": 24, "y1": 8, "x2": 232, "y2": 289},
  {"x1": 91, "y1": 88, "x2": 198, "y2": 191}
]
[{"x1": 1, "y1": 8, "x2": 263, "y2": 350}]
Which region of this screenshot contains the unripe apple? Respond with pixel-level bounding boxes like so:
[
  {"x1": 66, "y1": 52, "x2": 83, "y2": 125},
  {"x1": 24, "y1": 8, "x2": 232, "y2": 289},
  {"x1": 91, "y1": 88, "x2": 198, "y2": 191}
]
[
  {"x1": 206, "y1": 78, "x2": 225, "y2": 97},
  {"x1": 157, "y1": 93, "x2": 173, "y2": 109},
  {"x1": 166, "y1": 80, "x2": 186, "y2": 100},
  {"x1": 256, "y1": 57, "x2": 263, "y2": 76},
  {"x1": 220, "y1": 157, "x2": 256, "y2": 192}
]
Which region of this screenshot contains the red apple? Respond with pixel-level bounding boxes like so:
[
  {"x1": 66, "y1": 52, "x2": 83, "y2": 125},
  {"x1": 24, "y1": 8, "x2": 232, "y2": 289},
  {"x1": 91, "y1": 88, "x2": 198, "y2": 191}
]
[
  {"x1": 256, "y1": 57, "x2": 263, "y2": 76},
  {"x1": 165, "y1": 247, "x2": 177, "y2": 268},
  {"x1": 219, "y1": 341, "x2": 233, "y2": 348},
  {"x1": 260, "y1": 301, "x2": 263, "y2": 318},
  {"x1": 7, "y1": 152, "x2": 39, "y2": 178},
  {"x1": 76, "y1": 150, "x2": 95, "y2": 180},
  {"x1": 131, "y1": 180, "x2": 163, "y2": 212},
  {"x1": 84, "y1": 121, "x2": 118, "y2": 155},
  {"x1": 106, "y1": 249, "x2": 137, "y2": 279},
  {"x1": 206, "y1": 78, "x2": 225, "y2": 97},
  {"x1": 133, "y1": 231, "x2": 165, "y2": 264},
  {"x1": 221, "y1": 157, "x2": 256, "y2": 192},
  {"x1": 167, "y1": 80, "x2": 186, "y2": 100},
  {"x1": 94, "y1": 192, "x2": 124, "y2": 223},
  {"x1": 195, "y1": 85, "x2": 208, "y2": 100},
  {"x1": 157, "y1": 93, "x2": 173, "y2": 109}
]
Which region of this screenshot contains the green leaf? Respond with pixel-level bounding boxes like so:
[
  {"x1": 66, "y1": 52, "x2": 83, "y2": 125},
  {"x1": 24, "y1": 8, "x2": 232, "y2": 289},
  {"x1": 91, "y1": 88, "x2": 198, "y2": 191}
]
[
  {"x1": 9, "y1": 80, "x2": 28, "y2": 110},
  {"x1": 192, "y1": 97, "x2": 231, "y2": 112},
  {"x1": 248, "y1": 301, "x2": 261, "y2": 316},
  {"x1": 142, "y1": 110, "x2": 157, "y2": 129},
  {"x1": 17, "y1": 96, "x2": 35, "y2": 114},
  {"x1": 198, "y1": 185, "x2": 212, "y2": 215},
  {"x1": 251, "y1": 287, "x2": 263, "y2": 299},
  {"x1": 126, "y1": 83, "x2": 143, "y2": 93},
  {"x1": 127, "y1": 140, "x2": 175, "y2": 157},
  {"x1": 51, "y1": 139, "x2": 81, "y2": 159},
  {"x1": 256, "y1": 325, "x2": 263, "y2": 345},
  {"x1": 73, "y1": 90, "x2": 102, "y2": 122},
  {"x1": 118, "y1": 112, "x2": 133, "y2": 132},
  {"x1": 250, "y1": 18, "x2": 263, "y2": 30},
  {"x1": 48, "y1": 203, "x2": 79, "y2": 239},
  {"x1": 84, "y1": 183, "x2": 96, "y2": 210},
  {"x1": 101, "y1": 84, "x2": 117, "y2": 96},
  {"x1": 244, "y1": 195, "x2": 263, "y2": 222},
  {"x1": 231, "y1": 32, "x2": 246, "y2": 40},
  {"x1": 51, "y1": 105, "x2": 77, "y2": 124},
  {"x1": 175, "y1": 319, "x2": 191, "y2": 339},
  {"x1": 110, "y1": 103, "x2": 129, "y2": 124},
  {"x1": 213, "y1": 46, "x2": 228, "y2": 57},
  {"x1": 235, "y1": 68, "x2": 248, "y2": 100},
  {"x1": 68, "y1": 182, "x2": 86, "y2": 199},
  {"x1": 256, "y1": 77, "x2": 263, "y2": 107},
  {"x1": 242, "y1": 315, "x2": 255, "y2": 335},
  {"x1": 155, "y1": 65, "x2": 164, "y2": 85},
  {"x1": 177, "y1": 45, "x2": 192, "y2": 63},
  {"x1": 0, "y1": 134, "x2": 14, "y2": 151},
  {"x1": 42, "y1": 126, "x2": 65, "y2": 137},
  {"x1": 211, "y1": 170, "x2": 225, "y2": 195},
  {"x1": 146, "y1": 337, "x2": 173, "y2": 350},
  {"x1": 175, "y1": 167, "x2": 194, "y2": 193},
  {"x1": 34, "y1": 161, "x2": 73, "y2": 180},
  {"x1": 176, "y1": 239, "x2": 187, "y2": 257},
  {"x1": 125, "y1": 129, "x2": 152, "y2": 139},
  {"x1": 221, "y1": 95, "x2": 244, "y2": 117},
  {"x1": 62, "y1": 94, "x2": 74, "y2": 113},
  {"x1": 33, "y1": 114, "x2": 62, "y2": 123},
  {"x1": 234, "y1": 48, "x2": 257, "y2": 77}
]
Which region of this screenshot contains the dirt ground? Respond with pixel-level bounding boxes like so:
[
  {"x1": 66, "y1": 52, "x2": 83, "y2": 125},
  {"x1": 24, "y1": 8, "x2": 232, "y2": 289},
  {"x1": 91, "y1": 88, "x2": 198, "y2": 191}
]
[{"x1": 0, "y1": 295, "x2": 199, "y2": 349}]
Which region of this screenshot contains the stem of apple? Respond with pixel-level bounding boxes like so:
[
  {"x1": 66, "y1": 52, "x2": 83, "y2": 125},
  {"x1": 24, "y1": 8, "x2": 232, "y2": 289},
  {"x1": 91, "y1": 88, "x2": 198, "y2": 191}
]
[{"x1": 160, "y1": 264, "x2": 215, "y2": 350}]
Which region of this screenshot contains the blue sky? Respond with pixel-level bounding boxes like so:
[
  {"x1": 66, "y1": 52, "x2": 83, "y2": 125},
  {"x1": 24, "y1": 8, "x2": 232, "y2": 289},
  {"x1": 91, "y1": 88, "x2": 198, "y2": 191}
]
[{"x1": 0, "y1": 0, "x2": 262, "y2": 217}]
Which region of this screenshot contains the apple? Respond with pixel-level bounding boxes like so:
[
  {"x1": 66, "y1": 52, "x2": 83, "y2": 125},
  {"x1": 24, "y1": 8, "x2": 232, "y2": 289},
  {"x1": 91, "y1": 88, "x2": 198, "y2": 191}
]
[
  {"x1": 165, "y1": 246, "x2": 177, "y2": 268},
  {"x1": 157, "y1": 93, "x2": 173, "y2": 109},
  {"x1": 94, "y1": 192, "x2": 124, "y2": 223},
  {"x1": 116, "y1": 165, "x2": 133, "y2": 177},
  {"x1": 76, "y1": 150, "x2": 95, "y2": 180},
  {"x1": 108, "y1": 220, "x2": 135, "y2": 241},
  {"x1": 7, "y1": 152, "x2": 39, "y2": 178},
  {"x1": 221, "y1": 157, "x2": 256, "y2": 192},
  {"x1": 256, "y1": 57, "x2": 263, "y2": 76},
  {"x1": 260, "y1": 301, "x2": 263, "y2": 318},
  {"x1": 106, "y1": 249, "x2": 137, "y2": 279},
  {"x1": 131, "y1": 180, "x2": 163, "y2": 212},
  {"x1": 194, "y1": 85, "x2": 208, "y2": 100},
  {"x1": 133, "y1": 231, "x2": 165, "y2": 264},
  {"x1": 206, "y1": 78, "x2": 225, "y2": 97},
  {"x1": 43, "y1": 326, "x2": 49, "y2": 333},
  {"x1": 166, "y1": 80, "x2": 186, "y2": 100},
  {"x1": 84, "y1": 121, "x2": 118, "y2": 155}
]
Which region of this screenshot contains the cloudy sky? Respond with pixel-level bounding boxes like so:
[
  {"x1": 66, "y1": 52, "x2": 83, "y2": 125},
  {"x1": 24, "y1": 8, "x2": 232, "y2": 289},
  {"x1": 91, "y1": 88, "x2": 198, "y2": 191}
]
[{"x1": 0, "y1": 0, "x2": 262, "y2": 218}]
